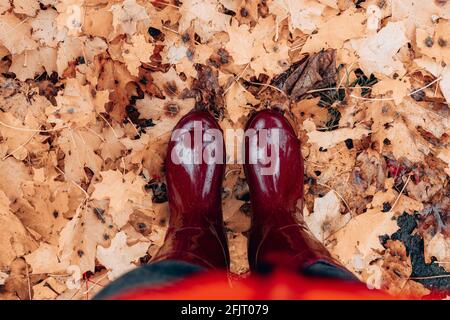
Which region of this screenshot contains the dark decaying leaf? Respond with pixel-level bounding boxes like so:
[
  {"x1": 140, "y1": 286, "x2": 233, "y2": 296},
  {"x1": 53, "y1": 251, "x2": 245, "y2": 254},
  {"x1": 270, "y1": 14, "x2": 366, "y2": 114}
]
[{"x1": 272, "y1": 49, "x2": 337, "y2": 101}]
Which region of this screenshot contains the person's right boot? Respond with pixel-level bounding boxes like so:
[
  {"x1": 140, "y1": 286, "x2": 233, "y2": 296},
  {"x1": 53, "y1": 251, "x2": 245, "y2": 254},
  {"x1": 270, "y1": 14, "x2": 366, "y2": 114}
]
[
  {"x1": 151, "y1": 110, "x2": 229, "y2": 270},
  {"x1": 243, "y1": 109, "x2": 349, "y2": 275}
]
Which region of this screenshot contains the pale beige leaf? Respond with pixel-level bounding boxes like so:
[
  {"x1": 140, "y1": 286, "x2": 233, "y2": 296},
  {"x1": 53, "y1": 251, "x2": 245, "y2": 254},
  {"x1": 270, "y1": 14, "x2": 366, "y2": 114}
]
[
  {"x1": 331, "y1": 209, "x2": 398, "y2": 273},
  {"x1": 110, "y1": 0, "x2": 149, "y2": 36},
  {"x1": 25, "y1": 243, "x2": 68, "y2": 274},
  {"x1": 0, "y1": 13, "x2": 38, "y2": 55},
  {"x1": 13, "y1": 0, "x2": 39, "y2": 16},
  {"x1": 97, "y1": 231, "x2": 150, "y2": 280},
  {"x1": 301, "y1": 8, "x2": 366, "y2": 54},
  {"x1": 122, "y1": 34, "x2": 153, "y2": 76},
  {"x1": 304, "y1": 191, "x2": 351, "y2": 242},
  {"x1": 372, "y1": 76, "x2": 411, "y2": 105},
  {"x1": 304, "y1": 120, "x2": 371, "y2": 149},
  {"x1": 415, "y1": 57, "x2": 450, "y2": 103},
  {"x1": 351, "y1": 21, "x2": 408, "y2": 76},
  {"x1": 91, "y1": 170, "x2": 149, "y2": 227}
]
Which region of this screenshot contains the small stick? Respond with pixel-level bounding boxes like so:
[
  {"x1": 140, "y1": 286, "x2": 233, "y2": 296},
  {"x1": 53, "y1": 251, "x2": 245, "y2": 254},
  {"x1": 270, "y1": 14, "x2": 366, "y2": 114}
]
[
  {"x1": 317, "y1": 182, "x2": 352, "y2": 214},
  {"x1": 388, "y1": 174, "x2": 411, "y2": 214},
  {"x1": 0, "y1": 120, "x2": 68, "y2": 133}
]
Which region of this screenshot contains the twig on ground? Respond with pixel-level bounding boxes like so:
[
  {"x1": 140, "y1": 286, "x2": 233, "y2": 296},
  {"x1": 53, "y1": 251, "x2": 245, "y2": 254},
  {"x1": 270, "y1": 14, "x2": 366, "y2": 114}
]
[
  {"x1": 0, "y1": 120, "x2": 68, "y2": 132},
  {"x1": 350, "y1": 76, "x2": 442, "y2": 102},
  {"x1": 388, "y1": 174, "x2": 411, "y2": 214}
]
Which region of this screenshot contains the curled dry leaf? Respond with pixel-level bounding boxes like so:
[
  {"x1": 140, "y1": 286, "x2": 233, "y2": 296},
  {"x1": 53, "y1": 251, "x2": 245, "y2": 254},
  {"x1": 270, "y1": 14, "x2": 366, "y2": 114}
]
[{"x1": 273, "y1": 49, "x2": 337, "y2": 101}]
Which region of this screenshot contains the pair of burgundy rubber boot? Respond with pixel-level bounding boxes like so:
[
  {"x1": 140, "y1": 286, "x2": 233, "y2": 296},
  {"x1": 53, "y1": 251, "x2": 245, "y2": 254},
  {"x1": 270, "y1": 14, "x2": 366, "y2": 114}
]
[{"x1": 152, "y1": 109, "x2": 341, "y2": 273}]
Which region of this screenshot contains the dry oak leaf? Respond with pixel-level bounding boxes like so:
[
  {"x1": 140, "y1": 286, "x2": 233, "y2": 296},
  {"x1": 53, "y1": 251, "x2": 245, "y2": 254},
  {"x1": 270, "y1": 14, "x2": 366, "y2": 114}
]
[
  {"x1": 10, "y1": 47, "x2": 57, "y2": 81},
  {"x1": 330, "y1": 208, "x2": 398, "y2": 273},
  {"x1": 0, "y1": 191, "x2": 36, "y2": 270},
  {"x1": 350, "y1": 21, "x2": 408, "y2": 77},
  {"x1": 415, "y1": 57, "x2": 450, "y2": 103},
  {"x1": 303, "y1": 119, "x2": 371, "y2": 149},
  {"x1": 225, "y1": 82, "x2": 259, "y2": 123},
  {"x1": 416, "y1": 20, "x2": 450, "y2": 66},
  {"x1": 83, "y1": 4, "x2": 114, "y2": 38},
  {"x1": 58, "y1": 202, "x2": 116, "y2": 276},
  {"x1": 301, "y1": 7, "x2": 366, "y2": 54},
  {"x1": 274, "y1": 49, "x2": 337, "y2": 101},
  {"x1": 0, "y1": 0, "x2": 10, "y2": 14},
  {"x1": 424, "y1": 233, "x2": 449, "y2": 271},
  {"x1": 0, "y1": 111, "x2": 46, "y2": 160},
  {"x1": 0, "y1": 12, "x2": 38, "y2": 55},
  {"x1": 269, "y1": 0, "x2": 326, "y2": 35},
  {"x1": 56, "y1": 128, "x2": 103, "y2": 184},
  {"x1": 372, "y1": 76, "x2": 411, "y2": 105},
  {"x1": 24, "y1": 242, "x2": 68, "y2": 274},
  {"x1": 13, "y1": 0, "x2": 39, "y2": 16},
  {"x1": 110, "y1": 0, "x2": 149, "y2": 36},
  {"x1": 122, "y1": 34, "x2": 154, "y2": 76},
  {"x1": 397, "y1": 99, "x2": 450, "y2": 139},
  {"x1": 178, "y1": 0, "x2": 231, "y2": 41},
  {"x1": 31, "y1": 8, "x2": 66, "y2": 47},
  {"x1": 383, "y1": 118, "x2": 430, "y2": 163},
  {"x1": 97, "y1": 231, "x2": 150, "y2": 281},
  {"x1": 224, "y1": 16, "x2": 290, "y2": 78},
  {"x1": 304, "y1": 190, "x2": 351, "y2": 243},
  {"x1": 392, "y1": 0, "x2": 450, "y2": 39},
  {"x1": 91, "y1": 170, "x2": 149, "y2": 228}
]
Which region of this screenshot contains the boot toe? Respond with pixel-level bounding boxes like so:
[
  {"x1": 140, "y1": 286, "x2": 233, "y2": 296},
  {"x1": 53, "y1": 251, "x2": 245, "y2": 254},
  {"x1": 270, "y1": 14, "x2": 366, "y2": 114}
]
[
  {"x1": 173, "y1": 110, "x2": 221, "y2": 132},
  {"x1": 245, "y1": 109, "x2": 296, "y2": 137}
]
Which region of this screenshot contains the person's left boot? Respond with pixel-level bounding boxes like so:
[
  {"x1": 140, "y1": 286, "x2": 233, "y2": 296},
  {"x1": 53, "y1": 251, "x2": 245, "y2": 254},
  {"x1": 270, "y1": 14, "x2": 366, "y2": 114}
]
[
  {"x1": 151, "y1": 110, "x2": 230, "y2": 269},
  {"x1": 243, "y1": 109, "x2": 348, "y2": 275}
]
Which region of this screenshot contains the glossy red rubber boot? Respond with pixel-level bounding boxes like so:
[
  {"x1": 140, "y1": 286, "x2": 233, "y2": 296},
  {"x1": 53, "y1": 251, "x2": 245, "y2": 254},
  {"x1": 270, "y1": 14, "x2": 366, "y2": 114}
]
[
  {"x1": 244, "y1": 109, "x2": 342, "y2": 273},
  {"x1": 152, "y1": 110, "x2": 229, "y2": 269}
]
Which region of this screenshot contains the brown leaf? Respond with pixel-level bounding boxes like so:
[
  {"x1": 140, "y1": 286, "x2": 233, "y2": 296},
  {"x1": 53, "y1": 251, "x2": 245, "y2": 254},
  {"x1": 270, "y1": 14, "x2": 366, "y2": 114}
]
[
  {"x1": 4, "y1": 258, "x2": 32, "y2": 300},
  {"x1": 95, "y1": 53, "x2": 136, "y2": 122},
  {"x1": 137, "y1": 67, "x2": 164, "y2": 99},
  {"x1": 181, "y1": 64, "x2": 224, "y2": 117},
  {"x1": 273, "y1": 49, "x2": 337, "y2": 101}
]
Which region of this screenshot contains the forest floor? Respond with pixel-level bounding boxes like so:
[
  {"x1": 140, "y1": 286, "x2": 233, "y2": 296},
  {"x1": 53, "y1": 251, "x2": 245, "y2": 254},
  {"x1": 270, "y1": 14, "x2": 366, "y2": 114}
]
[{"x1": 0, "y1": 0, "x2": 449, "y2": 299}]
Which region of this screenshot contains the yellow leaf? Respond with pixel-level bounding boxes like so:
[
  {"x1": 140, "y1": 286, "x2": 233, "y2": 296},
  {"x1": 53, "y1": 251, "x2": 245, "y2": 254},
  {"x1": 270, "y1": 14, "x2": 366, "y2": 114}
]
[
  {"x1": 372, "y1": 76, "x2": 411, "y2": 105},
  {"x1": 97, "y1": 231, "x2": 149, "y2": 280},
  {"x1": 91, "y1": 170, "x2": 149, "y2": 227},
  {"x1": 301, "y1": 8, "x2": 366, "y2": 54},
  {"x1": 122, "y1": 34, "x2": 154, "y2": 76},
  {"x1": 225, "y1": 83, "x2": 259, "y2": 123}
]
